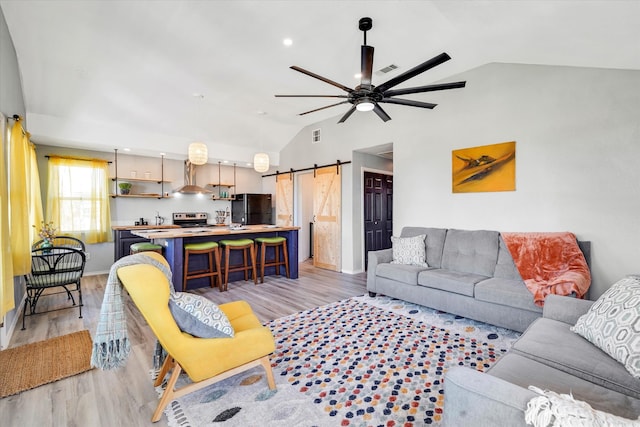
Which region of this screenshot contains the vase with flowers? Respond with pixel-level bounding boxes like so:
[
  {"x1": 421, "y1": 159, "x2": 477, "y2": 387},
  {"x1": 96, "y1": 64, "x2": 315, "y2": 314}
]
[{"x1": 34, "y1": 221, "x2": 57, "y2": 252}]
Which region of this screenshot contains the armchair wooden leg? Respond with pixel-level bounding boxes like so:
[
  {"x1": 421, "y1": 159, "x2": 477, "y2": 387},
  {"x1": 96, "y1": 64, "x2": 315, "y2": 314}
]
[
  {"x1": 260, "y1": 355, "x2": 276, "y2": 390},
  {"x1": 154, "y1": 356, "x2": 175, "y2": 387},
  {"x1": 152, "y1": 361, "x2": 182, "y2": 422}
]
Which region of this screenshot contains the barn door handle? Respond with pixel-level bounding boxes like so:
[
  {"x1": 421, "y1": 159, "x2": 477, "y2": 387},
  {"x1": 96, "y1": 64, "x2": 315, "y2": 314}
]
[{"x1": 313, "y1": 215, "x2": 317, "y2": 222}]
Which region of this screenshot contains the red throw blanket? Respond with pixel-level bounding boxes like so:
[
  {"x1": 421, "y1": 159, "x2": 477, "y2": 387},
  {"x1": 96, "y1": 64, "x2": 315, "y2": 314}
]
[{"x1": 501, "y1": 232, "x2": 591, "y2": 307}]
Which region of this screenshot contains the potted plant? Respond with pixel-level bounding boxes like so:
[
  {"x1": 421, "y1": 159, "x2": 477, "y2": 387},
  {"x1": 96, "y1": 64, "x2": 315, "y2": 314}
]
[
  {"x1": 33, "y1": 220, "x2": 57, "y2": 252},
  {"x1": 118, "y1": 182, "x2": 132, "y2": 195}
]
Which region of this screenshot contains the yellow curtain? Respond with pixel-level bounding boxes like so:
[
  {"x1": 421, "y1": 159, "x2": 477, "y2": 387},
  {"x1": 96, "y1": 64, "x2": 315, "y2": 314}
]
[
  {"x1": 29, "y1": 137, "x2": 44, "y2": 243},
  {"x1": 0, "y1": 115, "x2": 15, "y2": 318},
  {"x1": 47, "y1": 156, "x2": 111, "y2": 244},
  {"x1": 8, "y1": 120, "x2": 35, "y2": 275}
]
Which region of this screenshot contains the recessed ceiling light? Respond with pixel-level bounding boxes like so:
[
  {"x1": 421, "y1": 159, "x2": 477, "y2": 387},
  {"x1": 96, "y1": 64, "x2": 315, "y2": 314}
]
[
  {"x1": 354, "y1": 73, "x2": 362, "y2": 79},
  {"x1": 247, "y1": 163, "x2": 252, "y2": 167},
  {"x1": 223, "y1": 160, "x2": 229, "y2": 163},
  {"x1": 159, "y1": 152, "x2": 166, "y2": 156},
  {"x1": 123, "y1": 148, "x2": 131, "y2": 152},
  {"x1": 283, "y1": 38, "x2": 293, "y2": 47}
]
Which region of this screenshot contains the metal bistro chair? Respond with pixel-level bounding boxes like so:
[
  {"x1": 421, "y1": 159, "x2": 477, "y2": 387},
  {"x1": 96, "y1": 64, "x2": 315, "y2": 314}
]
[
  {"x1": 32, "y1": 235, "x2": 86, "y2": 251},
  {"x1": 22, "y1": 247, "x2": 86, "y2": 330}
]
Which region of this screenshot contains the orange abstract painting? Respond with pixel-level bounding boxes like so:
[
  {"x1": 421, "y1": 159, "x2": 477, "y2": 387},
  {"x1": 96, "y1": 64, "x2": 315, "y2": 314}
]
[{"x1": 452, "y1": 141, "x2": 516, "y2": 193}]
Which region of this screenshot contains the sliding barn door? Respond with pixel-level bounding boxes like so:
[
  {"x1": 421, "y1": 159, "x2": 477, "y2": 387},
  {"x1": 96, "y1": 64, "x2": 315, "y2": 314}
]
[
  {"x1": 276, "y1": 173, "x2": 294, "y2": 226},
  {"x1": 313, "y1": 165, "x2": 341, "y2": 271}
]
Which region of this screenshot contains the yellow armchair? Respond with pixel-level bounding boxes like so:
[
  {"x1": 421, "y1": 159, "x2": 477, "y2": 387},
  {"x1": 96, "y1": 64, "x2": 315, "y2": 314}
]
[{"x1": 116, "y1": 252, "x2": 276, "y2": 422}]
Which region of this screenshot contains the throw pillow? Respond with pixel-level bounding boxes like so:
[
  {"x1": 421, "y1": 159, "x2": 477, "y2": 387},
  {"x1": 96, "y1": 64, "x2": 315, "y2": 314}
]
[
  {"x1": 571, "y1": 275, "x2": 640, "y2": 378},
  {"x1": 391, "y1": 234, "x2": 428, "y2": 267},
  {"x1": 169, "y1": 292, "x2": 234, "y2": 338},
  {"x1": 525, "y1": 386, "x2": 640, "y2": 426}
]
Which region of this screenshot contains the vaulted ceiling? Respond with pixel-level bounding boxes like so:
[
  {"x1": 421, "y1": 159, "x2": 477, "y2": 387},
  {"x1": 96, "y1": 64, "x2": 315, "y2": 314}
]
[{"x1": 2, "y1": 1, "x2": 639, "y2": 165}]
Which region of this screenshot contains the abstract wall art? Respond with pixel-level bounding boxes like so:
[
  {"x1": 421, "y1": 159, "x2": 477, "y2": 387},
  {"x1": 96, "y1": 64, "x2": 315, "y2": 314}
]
[{"x1": 452, "y1": 141, "x2": 516, "y2": 193}]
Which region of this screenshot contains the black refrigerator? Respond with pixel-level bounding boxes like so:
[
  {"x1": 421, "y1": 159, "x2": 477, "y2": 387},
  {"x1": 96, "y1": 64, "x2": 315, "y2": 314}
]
[{"x1": 231, "y1": 193, "x2": 272, "y2": 225}]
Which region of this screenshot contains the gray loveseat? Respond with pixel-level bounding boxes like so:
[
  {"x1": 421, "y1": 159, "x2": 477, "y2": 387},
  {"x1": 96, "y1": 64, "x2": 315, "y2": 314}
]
[
  {"x1": 366, "y1": 227, "x2": 590, "y2": 333},
  {"x1": 443, "y1": 294, "x2": 640, "y2": 425}
]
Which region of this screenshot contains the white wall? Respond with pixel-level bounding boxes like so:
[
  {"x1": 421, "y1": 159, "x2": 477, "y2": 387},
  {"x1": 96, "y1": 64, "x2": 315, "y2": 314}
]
[{"x1": 279, "y1": 63, "x2": 640, "y2": 299}]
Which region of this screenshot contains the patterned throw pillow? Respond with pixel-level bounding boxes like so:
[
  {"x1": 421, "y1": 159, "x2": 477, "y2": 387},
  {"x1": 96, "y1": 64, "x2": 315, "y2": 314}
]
[
  {"x1": 390, "y1": 234, "x2": 428, "y2": 267},
  {"x1": 169, "y1": 292, "x2": 234, "y2": 338},
  {"x1": 571, "y1": 276, "x2": 640, "y2": 378}
]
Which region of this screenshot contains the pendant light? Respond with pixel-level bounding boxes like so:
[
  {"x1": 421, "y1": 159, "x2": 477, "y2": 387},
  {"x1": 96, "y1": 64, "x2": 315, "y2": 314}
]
[
  {"x1": 188, "y1": 142, "x2": 208, "y2": 165},
  {"x1": 253, "y1": 152, "x2": 269, "y2": 173},
  {"x1": 253, "y1": 111, "x2": 269, "y2": 173}
]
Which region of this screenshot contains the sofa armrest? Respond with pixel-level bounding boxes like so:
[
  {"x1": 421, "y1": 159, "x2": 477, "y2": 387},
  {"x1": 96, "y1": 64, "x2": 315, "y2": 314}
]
[
  {"x1": 366, "y1": 248, "x2": 393, "y2": 292},
  {"x1": 444, "y1": 367, "x2": 537, "y2": 427},
  {"x1": 542, "y1": 294, "x2": 593, "y2": 325}
]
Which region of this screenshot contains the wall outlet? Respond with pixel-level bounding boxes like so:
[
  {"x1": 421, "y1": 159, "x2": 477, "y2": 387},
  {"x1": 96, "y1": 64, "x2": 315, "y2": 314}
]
[{"x1": 85, "y1": 252, "x2": 91, "y2": 260}]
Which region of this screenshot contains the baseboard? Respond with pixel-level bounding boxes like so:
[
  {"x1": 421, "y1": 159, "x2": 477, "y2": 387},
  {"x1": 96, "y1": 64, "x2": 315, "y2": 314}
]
[
  {"x1": 0, "y1": 294, "x2": 25, "y2": 350},
  {"x1": 341, "y1": 268, "x2": 364, "y2": 275},
  {"x1": 84, "y1": 270, "x2": 109, "y2": 276}
]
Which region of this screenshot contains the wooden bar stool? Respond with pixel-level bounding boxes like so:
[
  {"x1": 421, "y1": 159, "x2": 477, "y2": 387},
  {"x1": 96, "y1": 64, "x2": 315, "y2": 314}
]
[
  {"x1": 255, "y1": 236, "x2": 289, "y2": 283},
  {"x1": 219, "y1": 238, "x2": 257, "y2": 289},
  {"x1": 183, "y1": 241, "x2": 222, "y2": 291},
  {"x1": 130, "y1": 242, "x2": 163, "y2": 255}
]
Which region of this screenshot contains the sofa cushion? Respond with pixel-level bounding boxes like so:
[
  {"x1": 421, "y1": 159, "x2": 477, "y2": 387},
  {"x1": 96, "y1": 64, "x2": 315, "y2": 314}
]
[
  {"x1": 493, "y1": 236, "x2": 522, "y2": 280},
  {"x1": 441, "y1": 229, "x2": 500, "y2": 276},
  {"x1": 376, "y1": 263, "x2": 429, "y2": 285},
  {"x1": 488, "y1": 353, "x2": 640, "y2": 420},
  {"x1": 571, "y1": 276, "x2": 640, "y2": 379},
  {"x1": 391, "y1": 234, "x2": 428, "y2": 267},
  {"x1": 400, "y1": 227, "x2": 447, "y2": 268},
  {"x1": 511, "y1": 317, "x2": 640, "y2": 399},
  {"x1": 475, "y1": 277, "x2": 541, "y2": 313},
  {"x1": 417, "y1": 268, "x2": 488, "y2": 297}
]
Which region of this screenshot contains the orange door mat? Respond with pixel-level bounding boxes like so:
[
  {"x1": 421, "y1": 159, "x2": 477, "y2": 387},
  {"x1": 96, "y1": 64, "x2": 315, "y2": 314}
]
[{"x1": 0, "y1": 330, "x2": 93, "y2": 398}]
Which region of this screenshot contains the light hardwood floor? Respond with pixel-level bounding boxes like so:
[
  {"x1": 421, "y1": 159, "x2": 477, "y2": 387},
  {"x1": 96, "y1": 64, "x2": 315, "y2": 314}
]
[{"x1": 2, "y1": 260, "x2": 366, "y2": 427}]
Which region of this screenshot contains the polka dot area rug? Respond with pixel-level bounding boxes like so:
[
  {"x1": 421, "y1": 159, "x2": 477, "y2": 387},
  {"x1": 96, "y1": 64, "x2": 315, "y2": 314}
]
[{"x1": 154, "y1": 295, "x2": 521, "y2": 427}]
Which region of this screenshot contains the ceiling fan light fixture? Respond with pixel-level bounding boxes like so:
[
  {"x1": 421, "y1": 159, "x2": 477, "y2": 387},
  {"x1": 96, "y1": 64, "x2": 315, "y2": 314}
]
[
  {"x1": 188, "y1": 142, "x2": 208, "y2": 165},
  {"x1": 356, "y1": 98, "x2": 375, "y2": 112},
  {"x1": 253, "y1": 152, "x2": 270, "y2": 173}
]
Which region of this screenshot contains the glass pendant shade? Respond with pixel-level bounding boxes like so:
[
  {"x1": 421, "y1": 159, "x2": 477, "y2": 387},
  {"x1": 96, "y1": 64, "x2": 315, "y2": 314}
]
[
  {"x1": 253, "y1": 152, "x2": 270, "y2": 173},
  {"x1": 188, "y1": 142, "x2": 208, "y2": 165}
]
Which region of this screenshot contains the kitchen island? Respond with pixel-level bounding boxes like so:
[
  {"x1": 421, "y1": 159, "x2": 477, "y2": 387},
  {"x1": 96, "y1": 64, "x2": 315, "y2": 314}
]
[{"x1": 131, "y1": 225, "x2": 299, "y2": 291}]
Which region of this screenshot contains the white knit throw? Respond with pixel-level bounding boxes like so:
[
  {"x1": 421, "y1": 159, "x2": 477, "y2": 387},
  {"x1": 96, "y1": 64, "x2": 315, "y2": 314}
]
[
  {"x1": 525, "y1": 386, "x2": 640, "y2": 427},
  {"x1": 90, "y1": 253, "x2": 173, "y2": 370}
]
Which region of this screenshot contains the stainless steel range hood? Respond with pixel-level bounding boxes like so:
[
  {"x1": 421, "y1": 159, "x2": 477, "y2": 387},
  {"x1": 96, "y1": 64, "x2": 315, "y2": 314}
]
[{"x1": 173, "y1": 160, "x2": 211, "y2": 194}]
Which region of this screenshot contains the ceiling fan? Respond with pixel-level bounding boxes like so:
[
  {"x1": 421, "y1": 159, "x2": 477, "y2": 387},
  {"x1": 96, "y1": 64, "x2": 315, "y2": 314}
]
[{"x1": 275, "y1": 17, "x2": 466, "y2": 123}]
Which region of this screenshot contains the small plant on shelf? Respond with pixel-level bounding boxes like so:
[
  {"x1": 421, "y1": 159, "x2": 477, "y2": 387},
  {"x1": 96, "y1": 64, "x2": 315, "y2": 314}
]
[{"x1": 118, "y1": 182, "x2": 132, "y2": 195}]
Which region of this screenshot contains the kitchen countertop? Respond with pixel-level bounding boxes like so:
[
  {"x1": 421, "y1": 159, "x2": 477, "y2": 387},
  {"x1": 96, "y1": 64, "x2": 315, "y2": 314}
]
[
  {"x1": 112, "y1": 224, "x2": 181, "y2": 231},
  {"x1": 130, "y1": 224, "x2": 299, "y2": 239}
]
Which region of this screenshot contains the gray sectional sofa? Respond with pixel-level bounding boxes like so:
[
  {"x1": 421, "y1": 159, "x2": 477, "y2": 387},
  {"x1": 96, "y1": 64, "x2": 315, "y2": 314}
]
[
  {"x1": 366, "y1": 227, "x2": 590, "y2": 333},
  {"x1": 443, "y1": 294, "x2": 640, "y2": 425}
]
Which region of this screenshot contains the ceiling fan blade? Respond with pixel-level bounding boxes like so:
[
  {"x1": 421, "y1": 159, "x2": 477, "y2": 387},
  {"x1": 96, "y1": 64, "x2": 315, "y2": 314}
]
[
  {"x1": 383, "y1": 81, "x2": 466, "y2": 97},
  {"x1": 290, "y1": 66, "x2": 354, "y2": 93},
  {"x1": 361, "y1": 45, "x2": 374, "y2": 87},
  {"x1": 380, "y1": 98, "x2": 437, "y2": 109},
  {"x1": 275, "y1": 95, "x2": 350, "y2": 98},
  {"x1": 376, "y1": 52, "x2": 451, "y2": 93},
  {"x1": 299, "y1": 100, "x2": 350, "y2": 116},
  {"x1": 373, "y1": 104, "x2": 391, "y2": 122},
  {"x1": 338, "y1": 105, "x2": 357, "y2": 123}
]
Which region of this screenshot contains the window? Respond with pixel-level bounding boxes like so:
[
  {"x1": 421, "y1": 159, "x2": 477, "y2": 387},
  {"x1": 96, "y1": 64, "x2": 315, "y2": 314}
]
[{"x1": 47, "y1": 157, "x2": 111, "y2": 244}]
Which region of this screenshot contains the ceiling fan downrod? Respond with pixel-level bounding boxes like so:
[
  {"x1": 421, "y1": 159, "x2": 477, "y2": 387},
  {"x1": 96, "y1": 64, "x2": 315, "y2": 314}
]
[{"x1": 359, "y1": 17, "x2": 372, "y2": 45}]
